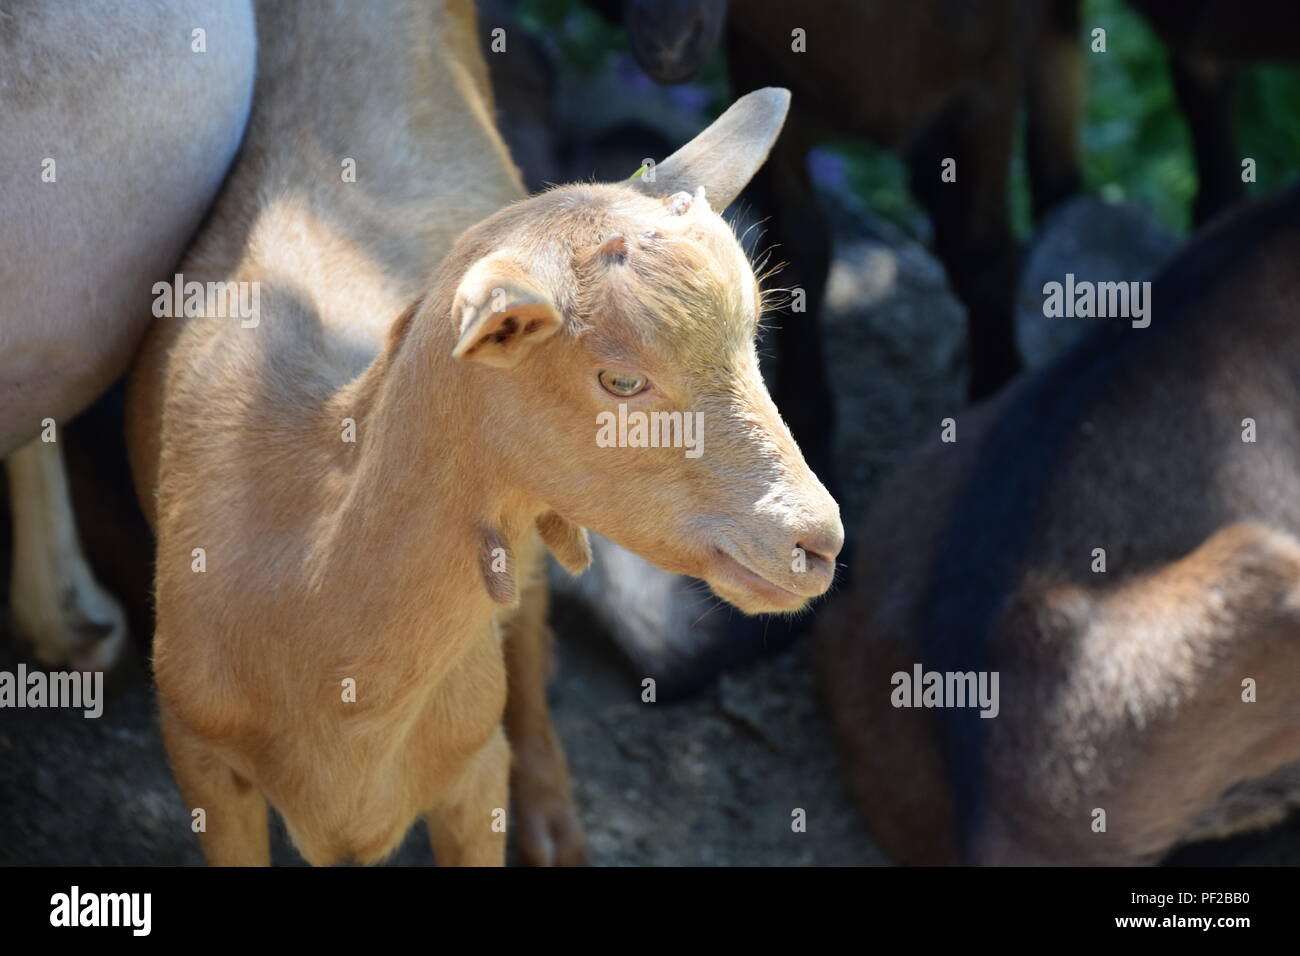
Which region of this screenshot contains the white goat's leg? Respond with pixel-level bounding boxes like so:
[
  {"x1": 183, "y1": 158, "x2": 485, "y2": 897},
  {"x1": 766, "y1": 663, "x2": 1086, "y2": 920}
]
[{"x1": 5, "y1": 435, "x2": 126, "y2": 669}]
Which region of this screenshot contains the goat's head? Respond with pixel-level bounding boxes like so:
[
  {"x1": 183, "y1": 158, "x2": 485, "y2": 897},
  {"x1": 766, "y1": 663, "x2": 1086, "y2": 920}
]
[{"x1": 443, "y1": 88, "x2": 840, "y2": 614}]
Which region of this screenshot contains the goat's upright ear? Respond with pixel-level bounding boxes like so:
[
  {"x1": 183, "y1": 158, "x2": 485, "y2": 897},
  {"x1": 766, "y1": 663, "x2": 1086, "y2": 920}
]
[
  {"x1": 630, "y1": 87, "x2": 790, "y2": 212},
  {"x1": 451, "y1": 253, "x2": 563, "y2": 368}
]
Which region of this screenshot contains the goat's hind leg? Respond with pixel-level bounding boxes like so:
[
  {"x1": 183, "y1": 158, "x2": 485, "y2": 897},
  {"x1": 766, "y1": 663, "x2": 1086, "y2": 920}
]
[
  {"x1": 160, "y1": 704, "x2": 270, "y2": 866},
  {"x1": 1006, "y1": 522, "x2": 1300, "y2": 862},
  {"x1": 5, "y1": 434, "x2": 126, "y2": 669}
]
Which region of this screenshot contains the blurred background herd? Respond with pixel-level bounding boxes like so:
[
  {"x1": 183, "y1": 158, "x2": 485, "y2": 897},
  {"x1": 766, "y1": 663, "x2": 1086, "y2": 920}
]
[{"x1": 502, "y1": 0, "x2": 1300, "y2": 234}]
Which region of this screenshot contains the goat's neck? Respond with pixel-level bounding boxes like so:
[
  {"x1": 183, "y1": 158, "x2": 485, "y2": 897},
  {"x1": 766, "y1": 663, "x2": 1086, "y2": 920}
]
[{"x1": 326, "y1": 292, "x2": 538, "y2": 642}]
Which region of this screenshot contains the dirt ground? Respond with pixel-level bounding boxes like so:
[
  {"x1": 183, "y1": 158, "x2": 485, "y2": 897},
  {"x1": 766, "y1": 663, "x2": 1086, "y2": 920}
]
[{"x1": 0, "y1": 607, "x2": 884, "y2": 866}]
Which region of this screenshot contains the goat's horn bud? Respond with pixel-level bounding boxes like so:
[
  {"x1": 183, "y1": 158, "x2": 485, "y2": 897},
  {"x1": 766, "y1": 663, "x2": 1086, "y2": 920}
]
[{"x1": 597, "y1": 233, "x2": 628, "y2": 262}]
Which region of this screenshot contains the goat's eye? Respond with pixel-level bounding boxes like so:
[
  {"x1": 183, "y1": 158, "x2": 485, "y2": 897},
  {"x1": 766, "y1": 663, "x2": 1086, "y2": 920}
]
[{"x1": 598, "y1": 370, "x2": 649, "y2": 397}]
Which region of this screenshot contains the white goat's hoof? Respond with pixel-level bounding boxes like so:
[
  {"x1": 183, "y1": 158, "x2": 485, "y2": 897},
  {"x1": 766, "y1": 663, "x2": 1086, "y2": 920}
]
[{"x1": 9, "y1": 584, "x2": 127, "y2": 672}]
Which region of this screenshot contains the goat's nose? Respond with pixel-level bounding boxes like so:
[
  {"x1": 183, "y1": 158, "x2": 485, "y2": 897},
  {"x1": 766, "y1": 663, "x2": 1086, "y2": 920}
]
[{"x1": 796, "y1": 523, "x2": 844, "y2": 570}]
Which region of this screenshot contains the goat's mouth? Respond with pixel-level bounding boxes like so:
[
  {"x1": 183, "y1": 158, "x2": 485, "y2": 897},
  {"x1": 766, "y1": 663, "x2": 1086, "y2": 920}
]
[{"x1": 704, "y1": 547, "x2": 808, "y2": 614}]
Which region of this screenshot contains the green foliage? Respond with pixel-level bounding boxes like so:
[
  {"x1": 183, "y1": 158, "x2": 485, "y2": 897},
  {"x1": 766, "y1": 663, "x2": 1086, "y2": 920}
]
[
  {"x1": 1077, "y1": 0, "x2": 1193, "y2": 232},
  {"x1": 1237, "y1": 64, "x2": 1300, "y2": 199}
]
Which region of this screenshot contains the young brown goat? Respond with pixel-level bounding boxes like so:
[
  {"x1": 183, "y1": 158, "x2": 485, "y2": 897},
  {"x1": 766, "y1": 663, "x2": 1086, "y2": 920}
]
[
  {"x1": 817, "y1": 186, "x2": 1300, "y2": 865},
  {"x1": 127, "y1": 0, "x2": 840, "y2": 866}
]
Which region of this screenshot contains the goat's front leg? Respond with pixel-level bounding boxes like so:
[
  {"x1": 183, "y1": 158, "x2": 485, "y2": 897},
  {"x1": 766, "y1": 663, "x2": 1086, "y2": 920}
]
[
  {"x1": 160, "y1": 704, "x2": 270, "y2": 866},
  {"x1": 426, "y1": 726, "x2": 510, "y2": 866},
  {"x1": 501, "y1": 542, "x2": 586, "y2": 866},
  {"x1": 5, "y1": 434, "x2": 126, "y2": 669}
]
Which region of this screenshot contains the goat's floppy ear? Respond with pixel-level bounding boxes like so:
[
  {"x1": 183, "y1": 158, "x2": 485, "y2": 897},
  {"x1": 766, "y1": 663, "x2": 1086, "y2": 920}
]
[
  {"x1": 630, "y1": 87, "x2": 790, "y2": 212},
  {"x1": 451, "y1": 254, "x2": 563, "y2": 368}
]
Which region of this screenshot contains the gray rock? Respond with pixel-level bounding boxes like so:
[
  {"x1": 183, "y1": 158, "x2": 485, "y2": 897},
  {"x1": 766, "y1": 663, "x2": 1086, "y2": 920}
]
[
  {"x1": 822, "y1": 234, "x2": 967, "y2": 534},
  {"x1": 1016, "y1": 195, "x2": 1179, "y2": 368}
]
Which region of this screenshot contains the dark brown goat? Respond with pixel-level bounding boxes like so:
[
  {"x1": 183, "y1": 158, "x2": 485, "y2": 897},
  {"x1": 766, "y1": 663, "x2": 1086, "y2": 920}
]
[{"x1": 816, "y1": 186, "x2": 1300, "y2": 865}]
